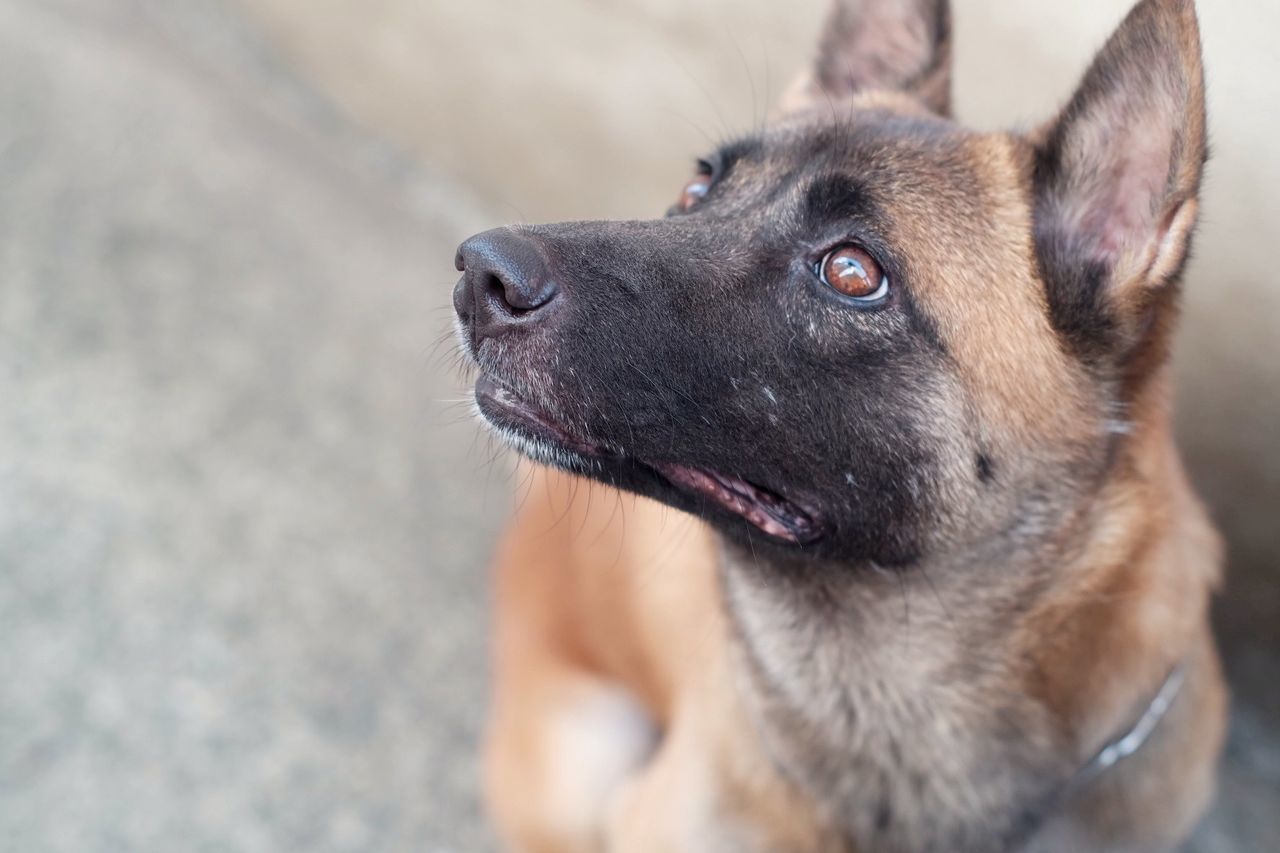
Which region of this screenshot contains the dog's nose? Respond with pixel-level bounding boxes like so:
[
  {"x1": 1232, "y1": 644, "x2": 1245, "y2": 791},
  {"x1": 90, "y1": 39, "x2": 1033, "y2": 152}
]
[{"x1": 454, "y1": 228, "x2": 560, "y2": 339}]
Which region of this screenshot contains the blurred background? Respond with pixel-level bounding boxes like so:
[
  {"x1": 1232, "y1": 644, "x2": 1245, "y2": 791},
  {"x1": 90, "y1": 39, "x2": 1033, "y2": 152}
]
[{"x1": 0, "y1": 0, "x2": 1274, "y2": 850}]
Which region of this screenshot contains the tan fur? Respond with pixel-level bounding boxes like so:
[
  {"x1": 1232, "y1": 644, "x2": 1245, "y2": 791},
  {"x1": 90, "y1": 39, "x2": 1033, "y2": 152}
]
[
  {"x1": 486, "y1": 420, "x2": 1225, "y2": 850},
  {"x1": 485, "y1": 466, "x2": 839, "y2": 851},
  {"x1": 480, "y1": 1, "x2": 1226, "y2": 849}
]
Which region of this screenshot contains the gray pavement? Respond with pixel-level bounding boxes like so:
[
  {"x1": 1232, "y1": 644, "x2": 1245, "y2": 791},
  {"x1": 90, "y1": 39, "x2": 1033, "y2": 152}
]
[
  {"x1": 0, "y1": 1, "x2": 1274, "y2": 851},
  {"x1": 1, "y1": 1, "x2": 496, "y2": 850}
]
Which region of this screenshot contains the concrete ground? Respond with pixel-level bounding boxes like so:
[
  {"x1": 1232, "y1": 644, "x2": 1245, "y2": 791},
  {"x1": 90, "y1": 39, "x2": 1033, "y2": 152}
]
[
  {"x1": 0, "y1": 1, "x2": 1274, "y2": 851},
  {"x1": 1, "y1": 1, "x2": 497, "y2": 850}
]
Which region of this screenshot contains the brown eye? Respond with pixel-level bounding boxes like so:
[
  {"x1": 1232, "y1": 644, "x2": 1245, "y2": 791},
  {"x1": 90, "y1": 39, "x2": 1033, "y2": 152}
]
[
  {"x1": 677, "y1": 172, "x2": 712, "y2": 211},
  {"x1": 819, "y1": 244, "x2": 887, "y2": 301}
]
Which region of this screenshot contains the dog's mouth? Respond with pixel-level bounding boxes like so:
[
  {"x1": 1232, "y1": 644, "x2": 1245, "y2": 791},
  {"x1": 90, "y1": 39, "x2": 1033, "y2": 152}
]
[
  {"x1": 475, "y1": 374, "x2": 824, "y2": 545},
  {"x1": 646, "y1": 461, "x2": 822, "y2": 544}
]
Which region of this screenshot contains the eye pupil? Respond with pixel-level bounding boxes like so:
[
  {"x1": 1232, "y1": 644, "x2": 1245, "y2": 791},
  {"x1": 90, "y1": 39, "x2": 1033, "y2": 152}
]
[{"x1": 820, "y1": 245, "x2": 885, "y2": 300}]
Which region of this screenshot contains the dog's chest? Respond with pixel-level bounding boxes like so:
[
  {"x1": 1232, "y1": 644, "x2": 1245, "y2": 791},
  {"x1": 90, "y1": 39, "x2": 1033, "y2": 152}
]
[{"x1": 720, "y1": 562, "x2": 1070, "y2": 852}]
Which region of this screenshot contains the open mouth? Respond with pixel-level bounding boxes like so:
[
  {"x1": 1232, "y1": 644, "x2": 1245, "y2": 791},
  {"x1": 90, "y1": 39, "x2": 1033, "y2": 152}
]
[
  {"x1": 648, "y1": 462, "x2": 822, "y2": 544},
  {"x1": 474, "y1": 374, "x2": 823, "y2": 545}
]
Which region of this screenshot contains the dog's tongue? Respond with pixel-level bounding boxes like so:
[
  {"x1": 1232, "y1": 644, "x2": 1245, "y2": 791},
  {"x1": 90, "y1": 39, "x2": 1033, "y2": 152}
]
[{"x1": 652, "y1": 462, "x2": 819, "y2": 544}]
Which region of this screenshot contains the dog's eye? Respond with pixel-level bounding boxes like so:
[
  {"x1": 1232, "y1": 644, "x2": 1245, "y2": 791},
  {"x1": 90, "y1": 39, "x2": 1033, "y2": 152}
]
[
  {"x1": 676, "y1": 171, "x2": 712, "y2": 212},
  {"x1": 819, "y1": 245, "x2": 887, "y2": 301}
]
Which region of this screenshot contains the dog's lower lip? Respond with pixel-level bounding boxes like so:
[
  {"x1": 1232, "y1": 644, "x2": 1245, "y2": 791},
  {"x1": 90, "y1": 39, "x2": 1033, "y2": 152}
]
[
  {"x1": 651, "y1": 462, "x2": 822, "y2": 545},
  {"x1": 476, "y1": 373, "x2": 563, "y2": 435},
  {"x1": 474, "y1": 374, "x2": 602, "y2": 455},
  {"x1": 475, "y1": 375, "x2": 821, "y2": 544}
]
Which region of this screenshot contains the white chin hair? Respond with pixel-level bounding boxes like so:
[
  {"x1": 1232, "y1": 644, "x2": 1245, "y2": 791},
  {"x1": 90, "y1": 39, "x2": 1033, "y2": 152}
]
[{"x1": 472, "y1": 400, "x2": 598, "y2": 474}]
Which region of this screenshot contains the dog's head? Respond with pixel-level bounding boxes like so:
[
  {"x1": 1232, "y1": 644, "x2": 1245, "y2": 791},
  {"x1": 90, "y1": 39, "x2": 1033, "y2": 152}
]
[{"x1": 453, "y1": 0, "x2": 1206, "y2": 566}]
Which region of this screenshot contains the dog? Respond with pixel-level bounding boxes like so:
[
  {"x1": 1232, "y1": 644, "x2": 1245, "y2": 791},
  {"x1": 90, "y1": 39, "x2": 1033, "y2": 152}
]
[{"x1": 451, "y1": 0, "x2": 1227, "y2": 849}]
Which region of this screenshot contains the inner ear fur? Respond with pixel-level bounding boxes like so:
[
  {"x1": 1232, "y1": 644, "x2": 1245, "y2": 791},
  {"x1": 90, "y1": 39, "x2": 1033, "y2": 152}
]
[
  {"x1": 778, "y1": 0, "x2": 952, "y2": 116},
  {"x1": 1032, "y1": 0, "x2": 1207, "y2": 362}
]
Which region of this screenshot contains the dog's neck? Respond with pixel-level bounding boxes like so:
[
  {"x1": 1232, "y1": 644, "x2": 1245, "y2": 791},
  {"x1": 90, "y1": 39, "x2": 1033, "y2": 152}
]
[{"x1": 717, "y1": 416, "x2": 1219, "y2": 851}]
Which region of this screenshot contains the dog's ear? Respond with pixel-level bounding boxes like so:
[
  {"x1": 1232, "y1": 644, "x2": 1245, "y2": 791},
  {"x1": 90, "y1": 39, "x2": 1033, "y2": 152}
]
[
  {"x1": 1033, "y1": 0, "x2": 1207, "y2": 368},
  {"x1": 778, "y1": 0, "x2": 952, "y2": 116}
]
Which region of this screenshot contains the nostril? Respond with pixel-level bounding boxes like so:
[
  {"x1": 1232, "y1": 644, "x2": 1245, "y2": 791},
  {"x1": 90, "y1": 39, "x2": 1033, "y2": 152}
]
[
  {"x1": 457, "y1": 228, "x2": 560, "y2": 335},
  {"x1": 484, "y1": 270, "x2": 556, "y2": 315},
  {"x1": 512, "y1": 279, "x2": 557, "y2": 313},
  {"x1": 480, "y1": 271, "x2": 525, "y2": 316}
]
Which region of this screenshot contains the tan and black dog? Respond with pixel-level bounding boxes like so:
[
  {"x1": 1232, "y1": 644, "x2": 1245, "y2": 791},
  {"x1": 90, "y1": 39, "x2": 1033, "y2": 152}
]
[{"x1": 451, "y1": 0, "x2": 1227, "y2": 849}]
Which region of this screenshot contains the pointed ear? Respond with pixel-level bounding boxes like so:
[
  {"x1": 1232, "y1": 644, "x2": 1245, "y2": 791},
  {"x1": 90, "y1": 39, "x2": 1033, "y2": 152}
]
[
  {"x1": 778, "y1": 0, "x2": 952, "y2": 116},
  {"x1": 1033, "y1": 0, "x2": 1207, "y2": 363}
]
